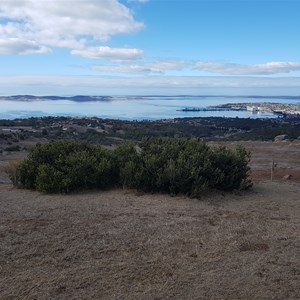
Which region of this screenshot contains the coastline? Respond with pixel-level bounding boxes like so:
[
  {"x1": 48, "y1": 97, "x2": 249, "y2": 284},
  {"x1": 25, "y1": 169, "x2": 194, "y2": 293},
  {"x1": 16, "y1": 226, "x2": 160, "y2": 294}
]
[
  {"x1": 1, "y1": 95, "x2": 299, "y2": 120},
  {"x1": 212, "y1": 102, "x2": 300, "y2": 116}
]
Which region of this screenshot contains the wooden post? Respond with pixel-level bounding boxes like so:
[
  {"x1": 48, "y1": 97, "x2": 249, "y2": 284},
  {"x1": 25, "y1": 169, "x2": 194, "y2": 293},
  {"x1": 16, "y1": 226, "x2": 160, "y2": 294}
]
[{"x1": 271, "y1": 160, "x2": 275, "y2": 181}]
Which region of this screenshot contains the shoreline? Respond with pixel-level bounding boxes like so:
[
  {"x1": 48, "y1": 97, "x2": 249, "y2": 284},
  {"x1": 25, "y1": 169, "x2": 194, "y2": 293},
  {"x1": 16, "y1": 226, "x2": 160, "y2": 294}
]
[{"x1": 211, "y1": 102, "x2": 300, "y2": 116}]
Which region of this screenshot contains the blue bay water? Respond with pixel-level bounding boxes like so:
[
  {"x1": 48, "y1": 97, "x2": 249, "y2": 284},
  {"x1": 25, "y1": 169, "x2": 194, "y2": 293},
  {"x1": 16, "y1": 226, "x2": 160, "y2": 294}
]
[{"x1": 0, "y1": 96, "x2": 299, "y2": 120}]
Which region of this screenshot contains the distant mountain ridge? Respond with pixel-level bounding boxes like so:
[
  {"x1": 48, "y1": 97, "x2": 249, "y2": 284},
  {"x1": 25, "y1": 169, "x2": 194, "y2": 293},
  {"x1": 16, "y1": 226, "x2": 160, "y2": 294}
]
[
  {"x1": 0, "y1": 95, "x2": 112, "y2": 102},
  {"x1": 0, "y1": 95, "x2": 300, "y2": 102}
]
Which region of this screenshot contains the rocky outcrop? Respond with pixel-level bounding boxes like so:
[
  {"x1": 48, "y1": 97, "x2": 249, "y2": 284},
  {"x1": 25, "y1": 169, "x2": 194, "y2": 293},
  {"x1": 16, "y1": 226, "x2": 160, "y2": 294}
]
[{"x1": 274, "y1": 135, "x2": 288, "y2": 141}]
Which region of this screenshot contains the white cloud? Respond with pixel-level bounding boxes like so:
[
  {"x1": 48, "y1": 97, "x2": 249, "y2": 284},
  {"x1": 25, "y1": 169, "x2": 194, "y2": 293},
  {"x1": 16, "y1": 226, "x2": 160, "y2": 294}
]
[
  {"x1": 195, "y1": 61, "x2": 300, "y2": 75},
  {"x1": 0, "y1": 0, "x2": 143, "y2": 54},
  {"x1": 90, "y1": 59, "x2": 300, "y2": 75},
  {"x1": 93, "y1": 64, "x2": 157, "y2": 73},
  {"x1": 92, "y1": 60, "x2": 186, "y2": 73},
  {"x1": 0, "y1": 38, "x2": 51, "y2": 54},
  {"x1": 128, "y1": 0, "x2": 149, "y2": 3},
  {"x1": 72, "y1": 46, "x2": 143, "y2": 61},
  {"x1": 149, "y1": 60, "x2": 187, "y2": 72}
]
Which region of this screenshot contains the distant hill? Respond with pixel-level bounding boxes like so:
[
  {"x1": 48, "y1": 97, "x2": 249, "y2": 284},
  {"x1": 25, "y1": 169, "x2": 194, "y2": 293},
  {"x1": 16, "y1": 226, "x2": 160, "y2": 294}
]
[
  {"x1": 0, "y1": 95, "x2": 113, "y2": 102},
  {"x1": 1, "y1": 94, "x2": 300, "y2": 102}
]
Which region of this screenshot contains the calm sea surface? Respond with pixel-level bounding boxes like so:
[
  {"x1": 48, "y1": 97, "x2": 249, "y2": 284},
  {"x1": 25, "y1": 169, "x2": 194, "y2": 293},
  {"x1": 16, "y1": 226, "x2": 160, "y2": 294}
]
[{"x1": 0, "y1": 96, "x2": 299, "y2": 120}]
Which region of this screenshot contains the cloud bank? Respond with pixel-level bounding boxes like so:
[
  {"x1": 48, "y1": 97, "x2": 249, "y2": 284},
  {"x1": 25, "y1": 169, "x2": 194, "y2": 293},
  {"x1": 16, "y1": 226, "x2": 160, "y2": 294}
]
[
  {"x1": 0, "y1": 38, "x2": 51, "y2": 55},
  {"x1": 72, "y1": 46, "x2": 143, "y2": 61},
  {"x1": 1, "y1": 75, "x2": 300, "y2": 96},
  {"x1": 89, "y1": 59, "x2": 300, "y2": 75},
  {"x1": 92, "y1": 60, "x2": 186, "y2": 73},
  {"x1": 195, "y1": 61, "x2": 300, "y2": 75}
]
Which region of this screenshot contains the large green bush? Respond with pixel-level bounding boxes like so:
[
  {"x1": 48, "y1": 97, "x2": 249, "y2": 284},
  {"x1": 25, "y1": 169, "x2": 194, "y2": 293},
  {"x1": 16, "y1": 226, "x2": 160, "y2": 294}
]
[
  {"x1": 16, "y1": 138, "x2": 252, "y2": 195},
  {"x1": 18, "y1": 141, "x2": 116, "y2": 193},
  {"x1": 116, "y1": 138, "x2": 251, "y2": 196}
]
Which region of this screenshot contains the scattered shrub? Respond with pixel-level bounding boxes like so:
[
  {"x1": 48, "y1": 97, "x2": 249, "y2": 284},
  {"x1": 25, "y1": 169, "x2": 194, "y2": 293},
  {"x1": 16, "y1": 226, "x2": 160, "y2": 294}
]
[
  {"x1": 3, "y1": 160, "x2": 21, "y2": 185},
  {"x1": 16, "y1": 138, "x2": 252, "y2": 195},
  {"x1": 4, "y1": 145, "x2": 21, "y2": 151}
]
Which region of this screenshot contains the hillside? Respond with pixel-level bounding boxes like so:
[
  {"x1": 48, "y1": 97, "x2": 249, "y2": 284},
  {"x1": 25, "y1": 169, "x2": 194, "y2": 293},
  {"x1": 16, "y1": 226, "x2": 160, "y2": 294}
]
[{"x1": 0, "y1": 138, "x2": 299, "y2": 299}]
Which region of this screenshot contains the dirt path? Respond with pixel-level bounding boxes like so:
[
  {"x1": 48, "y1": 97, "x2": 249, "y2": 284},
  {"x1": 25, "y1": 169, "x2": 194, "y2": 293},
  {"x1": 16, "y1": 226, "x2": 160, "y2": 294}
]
[{"x1": 0, "y1": 181, "x2": 299, "y2": 299}]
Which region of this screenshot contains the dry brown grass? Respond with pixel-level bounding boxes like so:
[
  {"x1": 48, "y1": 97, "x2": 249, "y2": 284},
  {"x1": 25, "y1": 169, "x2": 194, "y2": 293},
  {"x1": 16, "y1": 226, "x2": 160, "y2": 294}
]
[
  {"x1": 0, "y1": 181, "x2": 299, "y2": 300},
  {"x1": 0, "y1": 140, "x2": 299, "y2": 299}
]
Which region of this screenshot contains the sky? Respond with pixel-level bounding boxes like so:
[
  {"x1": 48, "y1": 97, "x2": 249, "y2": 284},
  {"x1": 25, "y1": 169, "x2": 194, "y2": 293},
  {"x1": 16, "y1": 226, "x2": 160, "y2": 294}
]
[{"x1": 1, "y1": 0, "x2": 300, "y2": 96}]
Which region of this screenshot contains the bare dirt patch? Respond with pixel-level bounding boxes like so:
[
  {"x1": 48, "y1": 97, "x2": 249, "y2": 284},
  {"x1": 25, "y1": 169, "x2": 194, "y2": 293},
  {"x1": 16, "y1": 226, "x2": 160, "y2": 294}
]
[{"x1": 0, "y1": 181, "x2": 299, "y2": 299}]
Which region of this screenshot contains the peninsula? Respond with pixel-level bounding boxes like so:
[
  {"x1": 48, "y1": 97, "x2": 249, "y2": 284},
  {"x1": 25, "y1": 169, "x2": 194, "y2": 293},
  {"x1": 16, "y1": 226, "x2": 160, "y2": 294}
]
[{"x1": 212, "y1": 102, "x2": 300, "y2": 116}]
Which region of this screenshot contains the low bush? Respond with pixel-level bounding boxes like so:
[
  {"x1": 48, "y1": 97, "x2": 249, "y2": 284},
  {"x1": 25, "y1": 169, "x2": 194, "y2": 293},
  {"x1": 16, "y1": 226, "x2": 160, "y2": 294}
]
[
  {"x1": 17, "y1": 141, "x2": 116, "y2": 193},
  {"x1": 16, "y1": 138, "x2": 252, "y2": 195},
  {"x1": 116, "y1": 138, "x2": 252, "y2": 197}
]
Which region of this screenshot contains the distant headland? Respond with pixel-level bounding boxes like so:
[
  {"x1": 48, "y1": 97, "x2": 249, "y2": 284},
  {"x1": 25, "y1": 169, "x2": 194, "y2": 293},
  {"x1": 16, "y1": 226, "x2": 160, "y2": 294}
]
[
  {"x1": 1, "y1": 95, "x2": 300, "y2": 102},
  {"x1": 0, "y1": 95, "x2": 113, "y2": 102}
]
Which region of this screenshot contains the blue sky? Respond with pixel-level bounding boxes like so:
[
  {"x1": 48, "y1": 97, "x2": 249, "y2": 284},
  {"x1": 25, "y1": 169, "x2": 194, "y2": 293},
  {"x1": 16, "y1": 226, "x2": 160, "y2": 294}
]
[{"x1": 1, "y1": 0, "x2": 300, "y2": 95}]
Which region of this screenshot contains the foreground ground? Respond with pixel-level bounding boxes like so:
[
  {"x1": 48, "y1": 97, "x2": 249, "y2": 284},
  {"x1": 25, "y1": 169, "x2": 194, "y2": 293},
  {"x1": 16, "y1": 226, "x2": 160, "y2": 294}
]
[
  {"x1": 0, "y1": 181, "x2": 299, "y2": 300},
  {"x1": 0, "y1": 140, "x2": 299, "y2": 299}
]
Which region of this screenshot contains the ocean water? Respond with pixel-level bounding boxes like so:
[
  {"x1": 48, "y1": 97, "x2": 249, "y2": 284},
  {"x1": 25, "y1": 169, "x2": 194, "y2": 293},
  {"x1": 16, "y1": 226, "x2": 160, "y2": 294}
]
[{"x1": 0, "y1": 96, "x2": 299, "y2": 120}]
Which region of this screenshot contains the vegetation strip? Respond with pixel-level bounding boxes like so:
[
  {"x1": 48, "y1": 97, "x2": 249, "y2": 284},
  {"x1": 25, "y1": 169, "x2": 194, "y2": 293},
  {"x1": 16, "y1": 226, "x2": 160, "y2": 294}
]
[{"x1": 9, "y1": 138, "x2": 252, "y2": 195}]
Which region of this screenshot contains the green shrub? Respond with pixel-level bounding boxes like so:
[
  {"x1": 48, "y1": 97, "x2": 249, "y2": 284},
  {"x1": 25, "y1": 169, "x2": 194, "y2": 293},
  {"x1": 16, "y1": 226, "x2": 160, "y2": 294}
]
[
  {"x1": 208, "y1": 146, "x2": 251, "y2": 190},
  {"x1": 17, "y1": 138, "x2": 252, "y2": 195},
  {"x1": 115, "y1": 138, "x2": 252, "y2": 196},
  {"x1": 17, "y1": 141, "x2": 116, "y2": 193},
  {"x1": 35, "y1": 164, "x2": 68, "y2": 193}
]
